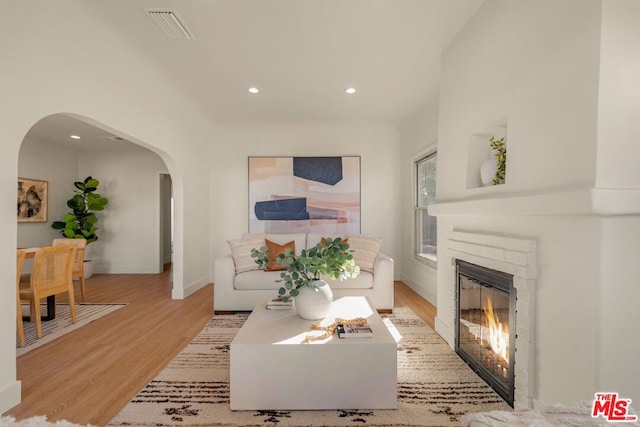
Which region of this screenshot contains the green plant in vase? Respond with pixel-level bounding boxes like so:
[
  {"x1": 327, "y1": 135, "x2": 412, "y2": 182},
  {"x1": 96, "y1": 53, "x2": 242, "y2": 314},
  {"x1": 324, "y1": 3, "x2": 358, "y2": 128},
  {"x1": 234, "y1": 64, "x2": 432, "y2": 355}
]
[
  {"x1": 251, "y1": 237, "x2": 360, "y2": 303},
  {"x1": 490, "y1": 136, "x2": 506, "y2": 185}
]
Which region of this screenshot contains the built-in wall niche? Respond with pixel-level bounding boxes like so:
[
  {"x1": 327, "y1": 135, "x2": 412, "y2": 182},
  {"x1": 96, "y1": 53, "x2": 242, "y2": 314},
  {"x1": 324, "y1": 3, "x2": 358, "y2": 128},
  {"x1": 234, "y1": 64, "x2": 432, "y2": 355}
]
[{"x1": 466, "y1": 119, "x2": 508, "y2": 189}]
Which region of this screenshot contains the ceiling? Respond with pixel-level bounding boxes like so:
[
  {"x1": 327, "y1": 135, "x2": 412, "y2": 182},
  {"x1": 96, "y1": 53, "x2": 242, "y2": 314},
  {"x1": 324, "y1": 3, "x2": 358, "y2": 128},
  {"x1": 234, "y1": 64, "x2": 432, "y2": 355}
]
[
  {"x1": 25, "y1": 114, "x2": 149, "y2": 153},
  {"x1": 25, "y1": 1, "x2": 484, "y2": 148}
]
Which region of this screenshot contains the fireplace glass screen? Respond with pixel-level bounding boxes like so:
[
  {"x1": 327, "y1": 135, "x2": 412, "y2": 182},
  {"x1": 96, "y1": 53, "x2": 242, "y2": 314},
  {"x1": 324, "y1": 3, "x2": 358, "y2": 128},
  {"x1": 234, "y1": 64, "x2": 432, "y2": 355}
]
[{"x1": 456, "y1": 260, "x2": 515, "y2": 406}]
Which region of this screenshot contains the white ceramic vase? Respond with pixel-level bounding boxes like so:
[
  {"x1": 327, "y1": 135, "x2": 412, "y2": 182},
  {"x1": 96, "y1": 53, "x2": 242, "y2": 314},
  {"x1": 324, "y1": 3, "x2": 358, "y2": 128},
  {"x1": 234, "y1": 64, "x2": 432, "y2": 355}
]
[
  {"x1": 480, "y1": 156, "x2": 497, "y2": 186},
  {"x1": 83, "y1": 260, "x2": 94, "y2": 279},
  {"x1": 294, "y1": 280, "x2": 333, "y2": 320}
]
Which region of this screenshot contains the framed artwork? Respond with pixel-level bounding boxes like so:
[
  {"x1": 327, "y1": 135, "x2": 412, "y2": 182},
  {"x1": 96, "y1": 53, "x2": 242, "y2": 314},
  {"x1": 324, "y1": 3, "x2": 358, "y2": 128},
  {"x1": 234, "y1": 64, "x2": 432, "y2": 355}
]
[
  {"x1": 249, "y1": 156, "x2": 361, "y2": 234},
  {"x1": 18, "y1": 177, "x2": 48, "y2": 223}
]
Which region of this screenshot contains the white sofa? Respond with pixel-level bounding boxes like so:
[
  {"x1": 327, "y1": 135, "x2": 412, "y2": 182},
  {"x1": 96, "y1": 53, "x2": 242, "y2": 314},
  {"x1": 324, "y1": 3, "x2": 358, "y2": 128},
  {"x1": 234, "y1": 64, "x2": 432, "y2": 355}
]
[{"x1": 214, "y1": 233, "x2": 394, "y2": 312}]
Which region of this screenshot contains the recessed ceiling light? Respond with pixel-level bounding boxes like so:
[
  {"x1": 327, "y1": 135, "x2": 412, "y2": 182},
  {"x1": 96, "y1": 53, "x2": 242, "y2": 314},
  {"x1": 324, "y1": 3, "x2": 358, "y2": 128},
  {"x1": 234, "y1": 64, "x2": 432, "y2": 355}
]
[
  {"x1": 248, "y1": 87, "x2": 259, "y2": 94},
  {"x1": 70, "y1": 135, "x2": 81, "y2": 140},
  {"x1": 345, "y1": 87, "x2": 357, "y2": 94}
]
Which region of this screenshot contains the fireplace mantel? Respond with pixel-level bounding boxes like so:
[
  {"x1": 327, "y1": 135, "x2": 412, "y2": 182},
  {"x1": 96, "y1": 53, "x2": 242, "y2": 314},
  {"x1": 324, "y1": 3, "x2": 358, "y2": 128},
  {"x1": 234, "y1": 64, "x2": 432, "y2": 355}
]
[{"x1": 429, "y1": 187, "x2": 640, "y2": 217}]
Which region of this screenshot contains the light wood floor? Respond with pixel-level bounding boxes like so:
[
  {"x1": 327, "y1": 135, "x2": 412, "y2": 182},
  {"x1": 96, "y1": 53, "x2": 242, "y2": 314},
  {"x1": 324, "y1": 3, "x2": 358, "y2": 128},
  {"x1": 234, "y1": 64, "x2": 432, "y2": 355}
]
[{"x1": 4, "y1": 267, "x2": 436, "y2": 426}]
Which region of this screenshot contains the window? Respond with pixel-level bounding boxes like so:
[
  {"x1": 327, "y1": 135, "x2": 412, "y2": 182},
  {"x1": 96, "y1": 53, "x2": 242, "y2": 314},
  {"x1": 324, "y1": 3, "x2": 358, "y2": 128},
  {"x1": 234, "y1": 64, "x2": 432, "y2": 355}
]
[{"x1": 415, "y1": 151, "x2": 437, "y2": 263}]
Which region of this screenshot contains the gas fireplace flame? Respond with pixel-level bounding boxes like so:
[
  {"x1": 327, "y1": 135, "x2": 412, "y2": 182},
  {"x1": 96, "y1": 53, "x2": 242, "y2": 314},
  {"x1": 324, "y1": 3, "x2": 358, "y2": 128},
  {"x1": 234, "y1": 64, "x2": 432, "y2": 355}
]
[{"x1": 483, "y1": 299, "x2": 509, "y2": 363}]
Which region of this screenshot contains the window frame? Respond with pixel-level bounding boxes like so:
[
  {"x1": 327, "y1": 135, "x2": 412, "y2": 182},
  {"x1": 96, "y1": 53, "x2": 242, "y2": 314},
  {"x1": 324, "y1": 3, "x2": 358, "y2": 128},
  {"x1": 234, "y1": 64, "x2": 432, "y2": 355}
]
[{"x1": 414, "y1": 145, "x2": 437, "y2": 268}]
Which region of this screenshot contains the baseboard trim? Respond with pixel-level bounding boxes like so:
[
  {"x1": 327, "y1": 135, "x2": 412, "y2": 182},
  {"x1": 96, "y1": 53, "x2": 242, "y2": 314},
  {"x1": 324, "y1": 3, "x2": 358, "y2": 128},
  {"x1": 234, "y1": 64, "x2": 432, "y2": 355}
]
[
  {"x1": 435, "y1": 316, "x2": 454, "y2": 348},
  {"x1": 172, "y1": 275, "x2": 209, "y2": 299},
  {"x1": 400, "y1": 274, "x2": 437, "y2": 306}
]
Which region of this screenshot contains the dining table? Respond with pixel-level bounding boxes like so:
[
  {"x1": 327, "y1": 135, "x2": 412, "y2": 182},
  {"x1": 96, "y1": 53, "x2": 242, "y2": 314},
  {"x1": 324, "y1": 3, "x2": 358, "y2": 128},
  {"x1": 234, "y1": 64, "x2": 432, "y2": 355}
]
[{"x1": 20, "y1": 247, "x2": 56, "y2": 321}]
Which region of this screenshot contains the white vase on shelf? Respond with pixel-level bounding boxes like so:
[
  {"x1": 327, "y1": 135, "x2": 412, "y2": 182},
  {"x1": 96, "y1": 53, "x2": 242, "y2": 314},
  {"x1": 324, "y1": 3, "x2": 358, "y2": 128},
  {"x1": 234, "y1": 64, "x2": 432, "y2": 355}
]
[{"x1": 480, "y1": 156, "x2": 497, "y2": 186}]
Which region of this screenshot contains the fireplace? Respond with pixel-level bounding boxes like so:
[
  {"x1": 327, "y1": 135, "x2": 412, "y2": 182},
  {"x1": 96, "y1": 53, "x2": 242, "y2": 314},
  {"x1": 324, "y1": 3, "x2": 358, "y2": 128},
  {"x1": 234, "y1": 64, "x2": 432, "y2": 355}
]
[
  {"x1": 455, "y1": 259, "x2": 515, "y2": 406},
  {"x1": 443, "y1": 230, "x2": 536, "y2": 409}
]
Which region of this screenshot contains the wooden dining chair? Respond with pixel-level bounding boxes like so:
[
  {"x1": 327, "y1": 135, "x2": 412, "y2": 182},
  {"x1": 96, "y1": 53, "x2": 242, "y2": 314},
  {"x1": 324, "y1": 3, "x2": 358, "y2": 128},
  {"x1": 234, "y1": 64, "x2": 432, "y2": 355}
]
[
  {"x1": 20, "y1": 245, "x2": 77, "y2": 339},
  {"x1": 52, "y1": 238, "x2": 88, "y2": 302},
  {"x1": 16, "y1": 249, "x2": 27, "y2": 347}
]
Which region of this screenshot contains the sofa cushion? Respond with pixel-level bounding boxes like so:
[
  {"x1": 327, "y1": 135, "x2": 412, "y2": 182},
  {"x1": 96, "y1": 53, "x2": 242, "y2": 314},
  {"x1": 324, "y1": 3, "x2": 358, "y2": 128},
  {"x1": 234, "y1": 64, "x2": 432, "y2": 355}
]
[
  {"x1": 234, "y1": 270, "x2": 374, "y2": 291},
  {"x1": 234, "y1": 270, "x2": 283, "y2": 290},
  {"x1": 226, "y1": 234, "x2": 266, "y2": 273},
  {"x1": 346, "y1": 234, "x2": 382, "y2": 273},
  {"x1": 265, "y1": 239, "x2": 295, "y2": 271},
  {"x1": 244, "y1": 233, "x2": 306, "y2": 255}
]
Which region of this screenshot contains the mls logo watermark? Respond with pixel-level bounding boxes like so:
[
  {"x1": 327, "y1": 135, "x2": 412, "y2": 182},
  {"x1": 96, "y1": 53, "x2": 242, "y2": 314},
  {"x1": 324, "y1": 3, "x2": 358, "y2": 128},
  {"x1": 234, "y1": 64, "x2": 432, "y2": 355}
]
[{"x1": 592, "y1": 393, "x2": 638, "y2": 422}]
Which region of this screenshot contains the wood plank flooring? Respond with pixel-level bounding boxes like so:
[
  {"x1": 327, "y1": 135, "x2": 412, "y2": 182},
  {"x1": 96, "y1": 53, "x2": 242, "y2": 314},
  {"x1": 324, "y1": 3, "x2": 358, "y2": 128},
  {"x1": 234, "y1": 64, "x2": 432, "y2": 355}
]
[{"x1": 4, "y1": 268, "x2": 436, "y2": 426}]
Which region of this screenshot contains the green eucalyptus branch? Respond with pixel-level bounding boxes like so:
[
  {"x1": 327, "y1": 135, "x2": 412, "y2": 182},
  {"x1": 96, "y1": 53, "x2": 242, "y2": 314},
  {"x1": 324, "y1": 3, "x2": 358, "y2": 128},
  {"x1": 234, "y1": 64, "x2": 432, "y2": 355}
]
[
  {"x1": 489, "y1": 136, "x2": 506, "y2": 185},
  {"x1": 251, "y1": 237, "x2": 360, "y2": 302}
]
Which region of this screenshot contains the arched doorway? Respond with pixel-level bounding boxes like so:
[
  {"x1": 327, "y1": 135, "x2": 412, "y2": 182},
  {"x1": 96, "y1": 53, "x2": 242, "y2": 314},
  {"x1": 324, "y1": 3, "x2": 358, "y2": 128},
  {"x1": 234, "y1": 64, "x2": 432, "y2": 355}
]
[{"x1": 17, "y1": 113, "x2": 177, "y2": 283}]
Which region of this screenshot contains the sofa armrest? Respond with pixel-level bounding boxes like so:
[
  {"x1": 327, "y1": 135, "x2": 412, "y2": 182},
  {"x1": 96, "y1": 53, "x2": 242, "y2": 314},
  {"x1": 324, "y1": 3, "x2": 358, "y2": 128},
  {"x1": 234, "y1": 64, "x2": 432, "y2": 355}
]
[
  {"x1": 371, "y1": 252, "x2": 394, "y2": 309},
  {"x1": 373, "y1": 252, "x2": 393, "y2": 281},
  {"x1": 214, "y1": 255, "x2": 237, "y2": 310},
  {"x1": 214, "y1": 254, "x2": 236, "y2": 283}
]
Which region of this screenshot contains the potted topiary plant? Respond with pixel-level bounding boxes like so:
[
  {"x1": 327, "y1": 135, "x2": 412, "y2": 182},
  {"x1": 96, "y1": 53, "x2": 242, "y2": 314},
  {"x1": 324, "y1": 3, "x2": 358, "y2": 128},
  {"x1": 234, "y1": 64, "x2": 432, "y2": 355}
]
[
  {"x1": 51, "y1": 176, "x2": 109, "y2": 278},
  {"x1": 251, "y1": 237, "x2": 360, "y2": 320}
]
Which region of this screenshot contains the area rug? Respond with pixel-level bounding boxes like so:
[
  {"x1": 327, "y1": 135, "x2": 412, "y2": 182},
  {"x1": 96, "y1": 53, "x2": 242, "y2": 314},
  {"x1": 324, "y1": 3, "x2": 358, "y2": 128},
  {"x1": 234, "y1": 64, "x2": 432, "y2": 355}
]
[
  {"x1": 0, "y1": 415, "x2": 94, "y2": 427},
  {"x1": 108, "y1": 307, "x2": 511, "y2": 426},
  {"x1": 17, "y1": 303, "x2": 126, "y2": 356}
]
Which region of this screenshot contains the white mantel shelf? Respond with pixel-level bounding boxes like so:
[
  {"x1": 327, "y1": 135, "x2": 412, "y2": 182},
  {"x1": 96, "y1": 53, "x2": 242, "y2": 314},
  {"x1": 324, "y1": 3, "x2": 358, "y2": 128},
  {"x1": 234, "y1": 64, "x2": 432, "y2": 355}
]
[{"x1": 429, "y1": 187, "x2": 640, "y2": 217}]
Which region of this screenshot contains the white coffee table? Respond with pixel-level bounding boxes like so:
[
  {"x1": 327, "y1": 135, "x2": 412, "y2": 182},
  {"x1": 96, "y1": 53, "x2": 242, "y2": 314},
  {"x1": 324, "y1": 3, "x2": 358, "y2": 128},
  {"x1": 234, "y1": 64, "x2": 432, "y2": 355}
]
[{"x1": 230, "y1": 296, "x2": 397, "y2": 410}]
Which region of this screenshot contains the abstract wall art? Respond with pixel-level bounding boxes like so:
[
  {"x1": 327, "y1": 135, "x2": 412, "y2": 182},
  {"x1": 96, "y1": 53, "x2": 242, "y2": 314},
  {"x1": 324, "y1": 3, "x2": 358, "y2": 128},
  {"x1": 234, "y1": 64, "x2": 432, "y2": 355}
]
[
  {"x1": 18, "y1": 177, "x2": 48, "y2": 223},
  {"x1": 248, "y1": 156, "x2": 361, "y2": 234}
]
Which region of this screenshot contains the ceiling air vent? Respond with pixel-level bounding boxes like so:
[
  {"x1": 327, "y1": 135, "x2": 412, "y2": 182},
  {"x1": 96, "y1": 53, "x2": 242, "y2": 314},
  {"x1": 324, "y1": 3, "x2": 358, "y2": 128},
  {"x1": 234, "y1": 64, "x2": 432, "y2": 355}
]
[{"x1": 145, "y1": 9, "x2": 195, "y2": 40}]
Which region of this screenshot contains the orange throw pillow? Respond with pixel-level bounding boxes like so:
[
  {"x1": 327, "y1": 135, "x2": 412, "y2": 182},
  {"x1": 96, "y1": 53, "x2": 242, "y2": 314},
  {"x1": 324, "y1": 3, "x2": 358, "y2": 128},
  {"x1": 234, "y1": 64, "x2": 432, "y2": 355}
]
[
  {"x1": 320, "y1": 237, "x2": 348, "y2": 245},
  {"x1": 265, "y1": 239, "x2": 295, "y2": 271}
]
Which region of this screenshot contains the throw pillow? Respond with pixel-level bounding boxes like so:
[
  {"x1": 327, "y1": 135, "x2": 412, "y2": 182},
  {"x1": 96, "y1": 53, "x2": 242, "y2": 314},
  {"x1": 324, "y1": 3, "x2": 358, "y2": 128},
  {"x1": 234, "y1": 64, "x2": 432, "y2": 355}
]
[
  {"x1": 346, "y1": 234, "x2": 382, "y2": 273},
  {"x1": 265, "y1": 239, "x2": 295, "y2": 271},
  {"x1": 320, "y1": 237, "x2": 348, "y2": 246},
  {"x1": 226, "y1": 235, "x2": 265, "y2": 274}
]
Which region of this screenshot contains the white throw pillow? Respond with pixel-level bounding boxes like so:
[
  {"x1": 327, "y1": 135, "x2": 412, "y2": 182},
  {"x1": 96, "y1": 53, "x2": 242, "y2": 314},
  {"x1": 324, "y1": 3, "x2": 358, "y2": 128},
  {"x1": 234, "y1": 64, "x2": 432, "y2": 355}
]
[
  {"x1": 346, "y1": 234, "x2": 382, "y2": 273},
  {"x1": 227, "y1": 234, "x2": 266, "y2": 274}
]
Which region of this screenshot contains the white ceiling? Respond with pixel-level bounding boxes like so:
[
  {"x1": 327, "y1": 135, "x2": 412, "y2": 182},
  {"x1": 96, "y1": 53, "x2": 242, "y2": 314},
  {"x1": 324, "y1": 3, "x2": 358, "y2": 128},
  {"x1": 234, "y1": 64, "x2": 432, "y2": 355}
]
[
  {"x1": 26, "y1": 1, "x2": 484, "y2": 147},
  {"x1": 26, "y1": 114, "x2": 148, "y2": 153}
]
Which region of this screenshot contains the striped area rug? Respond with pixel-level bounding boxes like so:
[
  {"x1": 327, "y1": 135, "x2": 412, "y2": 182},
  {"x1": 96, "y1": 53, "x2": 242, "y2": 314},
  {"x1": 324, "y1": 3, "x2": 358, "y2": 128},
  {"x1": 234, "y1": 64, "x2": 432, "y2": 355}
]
[
  {"x1": 108, "y1": 307, "x2": 511, "y2": 426},
  {"x1": 18, "y1": 303, "x2": 126, "y2": 357}
]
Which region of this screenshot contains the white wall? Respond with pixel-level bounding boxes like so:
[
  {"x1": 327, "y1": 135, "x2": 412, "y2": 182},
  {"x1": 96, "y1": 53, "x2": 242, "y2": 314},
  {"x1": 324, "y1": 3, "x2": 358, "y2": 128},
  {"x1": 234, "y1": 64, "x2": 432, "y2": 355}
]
[
  {"x1": 0, "y1": 2, "x2": 213, "y2": 412},
  {"x1": 437, "y1": 0, "x2": 600, "y2": 202},
  {"x1": 78, "y1": 144, "x2": 169, "y2": 274},
  {"x1": 398, "y1": 99, "x2": 439, "y2": 304},
  {"x1": 17, "y1": 136, "x2": 79, "y2": 249},
  {"x1": 596, "y1": 0, "x2": 640, "y2": 190},
  {"x1": 598, "y1": 217, "x2": 640, "y2": 403},
  {"x1": 432, "y1": 0, "x2": 640, "y2": 407},
  {"x1": 594, "y1": 0, "x2": 640, "y2": 404},
  {"x1": 209, "y1": 122, "x2": 402, "y2": 279},
  {"x1": 17, "y1": 134, "x2": 168, "y2": 274}
]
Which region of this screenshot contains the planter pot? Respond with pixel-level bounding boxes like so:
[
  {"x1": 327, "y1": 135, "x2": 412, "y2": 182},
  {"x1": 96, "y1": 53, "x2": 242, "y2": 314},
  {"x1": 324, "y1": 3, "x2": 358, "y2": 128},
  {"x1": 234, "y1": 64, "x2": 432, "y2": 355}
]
[
  {"x1": 480, "y1": 156, "x2": 497, "y2": 186},
  {"x1": 294, "y1": 280, "x2": 333, "y2": 320},
  {"x1": 83, "y1": 260, "x2": 94, "y2": 280}
]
